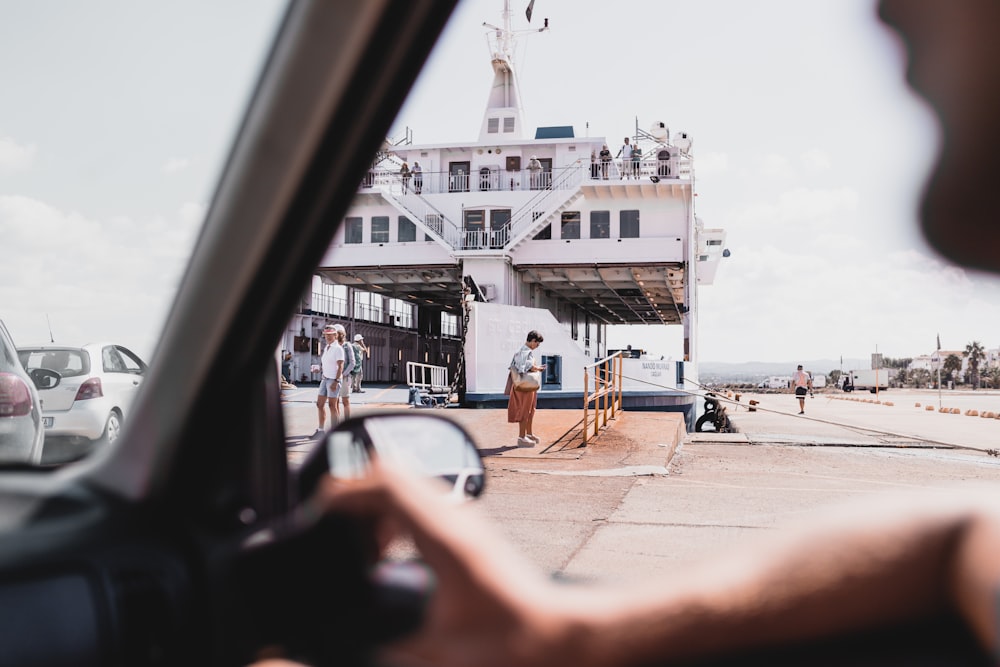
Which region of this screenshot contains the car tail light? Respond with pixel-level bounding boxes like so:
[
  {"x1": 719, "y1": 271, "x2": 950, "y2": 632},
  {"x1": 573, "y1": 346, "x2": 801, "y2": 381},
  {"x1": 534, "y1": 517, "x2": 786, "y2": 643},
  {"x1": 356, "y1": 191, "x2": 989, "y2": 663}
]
[
  {"x1": 75, "y1": 377, "x2": 103, "y2": 401},
  {"x1": 0, "y1": 372, "x2": 33, "y2": 417}
]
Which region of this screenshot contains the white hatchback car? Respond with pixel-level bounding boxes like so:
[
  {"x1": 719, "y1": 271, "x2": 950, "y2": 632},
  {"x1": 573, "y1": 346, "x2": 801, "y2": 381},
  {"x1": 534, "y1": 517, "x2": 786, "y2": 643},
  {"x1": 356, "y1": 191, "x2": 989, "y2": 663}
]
[{"x1": 17, "y1": 343, "x2": 146, "y2": 451}]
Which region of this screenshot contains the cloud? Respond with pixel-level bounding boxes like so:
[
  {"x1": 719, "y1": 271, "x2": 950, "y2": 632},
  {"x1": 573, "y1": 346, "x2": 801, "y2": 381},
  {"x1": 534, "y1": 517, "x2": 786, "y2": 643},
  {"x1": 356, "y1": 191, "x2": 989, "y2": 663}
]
[
  {"x1": 694, "y1": 152, "x2": 729, "y2": 176},
  {"x1": 0, "y1": 136, "x2": 37, "y2": 171},
  {"x1": 162, "y1": 157, "x2": 191, "y2": 174},
  {"x1": 800, "y1": 148, "x2": 832, "y2": 171},
  {"x1": 759, "y1": 153, "x2": 792, "y2": 179},
  {"x1": 731, "y1": 186, "x2": 860, "y2": 232},
  {"x1": 0, "y1": 195, "x2": 203, "y2": 358},
  {"x1": 698, "y1": 243, "x2": 1000, "y2": 363}
]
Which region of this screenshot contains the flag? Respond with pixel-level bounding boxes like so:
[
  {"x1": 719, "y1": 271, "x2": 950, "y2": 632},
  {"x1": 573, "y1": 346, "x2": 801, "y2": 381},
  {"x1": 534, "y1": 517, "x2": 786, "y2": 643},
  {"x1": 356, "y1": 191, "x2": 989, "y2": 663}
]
[
  {"x1": 525, "y1": 0, "x2": 535, "y2": 22},
  {"x1": 937, "y1": 333, "x2": 941, "y2": 350}
]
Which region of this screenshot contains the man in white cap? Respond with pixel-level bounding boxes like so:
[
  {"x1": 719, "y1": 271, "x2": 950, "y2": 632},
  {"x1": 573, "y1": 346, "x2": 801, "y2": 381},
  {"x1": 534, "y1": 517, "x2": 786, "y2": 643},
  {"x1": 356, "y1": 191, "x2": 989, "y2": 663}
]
[
  {"x1": 331, "y1": 324, "x2": 355, "y2": 420},
  {"x1": 314, "y1": 323, "x2": 344, "y2": 435},
  {"x1": 351, "y1": 333, "x2": 369, "y2": 393},
  {"x1": 526, "y1": 155, "x2": 542, "y2": 189}
]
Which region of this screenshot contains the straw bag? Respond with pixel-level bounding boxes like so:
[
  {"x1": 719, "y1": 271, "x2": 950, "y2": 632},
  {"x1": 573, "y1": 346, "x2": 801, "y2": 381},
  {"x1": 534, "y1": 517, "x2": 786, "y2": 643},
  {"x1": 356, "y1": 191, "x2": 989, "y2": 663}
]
[{"x1": 510, "y1": 368, "x2": 541, "y2": 392}]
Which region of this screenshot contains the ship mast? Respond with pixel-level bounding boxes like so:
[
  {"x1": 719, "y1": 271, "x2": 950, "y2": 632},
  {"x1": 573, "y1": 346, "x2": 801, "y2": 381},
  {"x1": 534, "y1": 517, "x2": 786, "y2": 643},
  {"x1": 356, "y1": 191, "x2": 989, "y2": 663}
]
[{"x1": 478, "y1": 1, "x2": 547, "y2": 143}]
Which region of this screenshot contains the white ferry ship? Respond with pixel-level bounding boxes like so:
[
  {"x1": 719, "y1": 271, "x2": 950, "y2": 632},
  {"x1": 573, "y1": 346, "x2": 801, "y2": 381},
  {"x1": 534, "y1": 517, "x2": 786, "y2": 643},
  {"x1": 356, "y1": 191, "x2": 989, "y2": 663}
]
[{"x1": 280, "y1": 2, "x2": 727, "y2": 429}]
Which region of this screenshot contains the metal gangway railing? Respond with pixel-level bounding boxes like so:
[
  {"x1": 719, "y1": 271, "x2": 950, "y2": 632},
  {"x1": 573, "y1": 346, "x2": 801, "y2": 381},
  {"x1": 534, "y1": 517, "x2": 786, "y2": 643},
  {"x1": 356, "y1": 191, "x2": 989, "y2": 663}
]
[
  {"x1": 582, "y1": 352, "x2": 623, "y2": 445},
  {"x1": 406, "y1": 361, "x2": 450, "y2": 394},
  {"x1": 505, "y1": 161, "x2": 585, "y2": 245},
  {"x1": 391, "y1": 190, "x2": 463, "y2": 247}
]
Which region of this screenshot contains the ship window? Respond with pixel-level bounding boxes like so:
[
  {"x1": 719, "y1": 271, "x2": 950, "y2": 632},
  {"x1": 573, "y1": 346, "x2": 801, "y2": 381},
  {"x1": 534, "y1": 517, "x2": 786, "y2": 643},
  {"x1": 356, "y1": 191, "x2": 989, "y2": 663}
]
[
  {"x1": 398, "y1": 216, "x2": 416, "y2": 242},
  {"x1": 620, "y1": 210, "x2": 640, "y2": 238},
  {"x1": 345, "y1": 216, "x2": 363, "y2": 244},
  {"x1": 590, "y1": 210, "x2": 610, "y2": 239},
  {"x1": 490, "y1": 209, "x2": 510, "y2": 248},
  {"x1": 707, "y1": 239, "x2": 723, "y2": 245},
  {"x1": 353, "y1": 291, "x2": 384, "y2": 322},
  {"x1": 561, "y1": 211, "x2": 580, "y2": 240},
  {"x1": 533, "y1": 224, "x2": 551, "y2": 240},
  {"x1": 503, "y1": 116, "x2": 515, "y2": 133},
  {"x1": 487, "y1": 117, "x2": 499, "y2": 133},
  {"x1": 463, "y1": 209, "x2": 485, "y2": 249},
  {"x1": 441, "y1": 312, "x2": 459, "y2": 337},
  {"x1": 371, "y1": 216, "x2": 390, "y2": 243}
]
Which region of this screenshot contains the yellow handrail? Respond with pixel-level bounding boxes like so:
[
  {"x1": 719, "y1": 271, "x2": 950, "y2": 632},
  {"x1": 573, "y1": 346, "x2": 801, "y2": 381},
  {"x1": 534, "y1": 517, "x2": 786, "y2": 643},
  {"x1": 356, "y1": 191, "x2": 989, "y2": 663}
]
[{"x1": 582, "y1": 352, "x2": 623, "y2": 445}]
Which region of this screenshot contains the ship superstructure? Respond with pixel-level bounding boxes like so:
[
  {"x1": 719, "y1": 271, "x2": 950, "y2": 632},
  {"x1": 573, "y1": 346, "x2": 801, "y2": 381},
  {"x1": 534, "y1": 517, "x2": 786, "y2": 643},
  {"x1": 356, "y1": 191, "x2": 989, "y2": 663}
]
[{"x1": 280, "y1": 1, "x2": 727, "y2": 427}]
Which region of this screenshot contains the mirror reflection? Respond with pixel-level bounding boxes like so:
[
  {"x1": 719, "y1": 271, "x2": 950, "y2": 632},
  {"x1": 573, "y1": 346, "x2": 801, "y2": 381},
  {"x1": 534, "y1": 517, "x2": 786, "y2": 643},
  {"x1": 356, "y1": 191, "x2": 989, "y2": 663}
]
[{"x1": 327, "y1": 414, "x2": 485, "y2": 500}]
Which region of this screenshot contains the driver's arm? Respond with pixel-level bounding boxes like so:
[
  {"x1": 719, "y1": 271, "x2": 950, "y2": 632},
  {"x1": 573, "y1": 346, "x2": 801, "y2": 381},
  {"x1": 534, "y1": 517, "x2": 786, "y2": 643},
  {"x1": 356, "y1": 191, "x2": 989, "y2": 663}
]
[{"x1": 313, "y1": 466, "x2": 1000, "y2": 667}]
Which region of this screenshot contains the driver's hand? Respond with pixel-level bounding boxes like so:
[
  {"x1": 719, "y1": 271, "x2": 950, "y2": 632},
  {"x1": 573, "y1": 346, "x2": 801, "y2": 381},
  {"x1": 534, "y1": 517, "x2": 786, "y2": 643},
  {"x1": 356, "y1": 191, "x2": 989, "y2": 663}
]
[{"x1": 308, "y1": 462, "x2": 582, "y2": 667}]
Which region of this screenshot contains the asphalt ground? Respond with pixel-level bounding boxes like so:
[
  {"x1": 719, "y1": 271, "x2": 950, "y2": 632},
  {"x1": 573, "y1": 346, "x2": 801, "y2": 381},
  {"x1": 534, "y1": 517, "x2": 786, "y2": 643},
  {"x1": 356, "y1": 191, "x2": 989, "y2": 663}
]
[{"x1": 282, "y1": 384, "x2": 1000, "y2": 586}]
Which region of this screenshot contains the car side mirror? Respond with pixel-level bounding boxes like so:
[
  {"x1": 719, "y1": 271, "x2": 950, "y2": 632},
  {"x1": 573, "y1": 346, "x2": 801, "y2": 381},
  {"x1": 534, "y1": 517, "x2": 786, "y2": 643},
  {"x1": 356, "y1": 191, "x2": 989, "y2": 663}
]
[
  {"x1": 28, "y1": 368, "x2": 60, "y2": 390},
  {"x1": 324, "y1": 412, "x2": 485, "y2": 501}
]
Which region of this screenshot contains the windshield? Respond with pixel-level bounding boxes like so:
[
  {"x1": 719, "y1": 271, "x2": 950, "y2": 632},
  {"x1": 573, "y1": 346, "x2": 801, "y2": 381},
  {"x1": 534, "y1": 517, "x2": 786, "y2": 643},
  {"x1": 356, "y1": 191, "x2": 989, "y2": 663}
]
[
  {"x1": 5, "y1": 0, "x2": 1000, "y2": 596},
  {"x1": 18, "y1": 349, "x2": 90, "y2": 378},
  {"x1": 0, "y1": 1, "x2": 288, "y2": 464}
]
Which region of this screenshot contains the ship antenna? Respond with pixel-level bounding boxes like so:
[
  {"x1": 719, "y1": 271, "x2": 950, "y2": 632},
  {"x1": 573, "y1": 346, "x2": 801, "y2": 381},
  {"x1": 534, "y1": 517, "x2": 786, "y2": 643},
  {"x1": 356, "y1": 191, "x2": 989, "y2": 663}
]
[
  {"x1": 482, "y1": 1, "x2": 549, "y2": 64},
  {"x1": 45, "y1": 313, "x2": 54, "y2": 343}
]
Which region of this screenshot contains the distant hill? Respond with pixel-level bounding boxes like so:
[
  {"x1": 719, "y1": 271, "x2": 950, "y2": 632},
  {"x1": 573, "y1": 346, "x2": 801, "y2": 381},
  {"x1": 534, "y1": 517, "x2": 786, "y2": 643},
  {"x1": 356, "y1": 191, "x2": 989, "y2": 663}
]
[{"x1": 699, "y1": 359, "x2": 868, "y2": 382}]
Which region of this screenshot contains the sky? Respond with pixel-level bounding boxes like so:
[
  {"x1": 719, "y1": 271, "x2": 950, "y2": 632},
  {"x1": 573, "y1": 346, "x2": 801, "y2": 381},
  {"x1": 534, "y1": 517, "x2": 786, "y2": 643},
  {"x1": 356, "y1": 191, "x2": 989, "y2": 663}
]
[{"x1": 3, "y1": 0, "x2": 1000, "y2": 365}]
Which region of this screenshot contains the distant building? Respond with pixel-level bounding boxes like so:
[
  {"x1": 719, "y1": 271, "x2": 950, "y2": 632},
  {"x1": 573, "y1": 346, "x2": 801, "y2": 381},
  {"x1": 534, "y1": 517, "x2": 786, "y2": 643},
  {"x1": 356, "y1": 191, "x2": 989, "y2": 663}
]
[
  {"x1": 930, "y1": 349, "x2": 967, "y2": 374},
  {"x1": 908, "y1": 355, "x2": 934, "y2": 372}
]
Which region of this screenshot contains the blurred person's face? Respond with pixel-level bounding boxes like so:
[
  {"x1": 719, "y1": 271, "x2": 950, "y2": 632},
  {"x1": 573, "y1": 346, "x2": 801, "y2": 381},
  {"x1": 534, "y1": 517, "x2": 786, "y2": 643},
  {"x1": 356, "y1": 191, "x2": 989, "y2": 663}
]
[{"x1": 879, "y1": 0, "x2": 1000, "y2": 273}]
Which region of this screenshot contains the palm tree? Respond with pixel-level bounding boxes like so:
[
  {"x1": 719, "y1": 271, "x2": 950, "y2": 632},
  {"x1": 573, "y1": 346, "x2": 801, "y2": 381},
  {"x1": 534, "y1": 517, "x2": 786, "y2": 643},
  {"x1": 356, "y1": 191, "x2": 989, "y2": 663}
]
[
  {"x1": 964, "y1": 340, "x2": 986, "y2": 389},
  {"x1": 909, "y1": 368, "x2": 932, "y2": 389},
  {"x1": 943, "y1": 354, "x2": 963, "y2": 386}
]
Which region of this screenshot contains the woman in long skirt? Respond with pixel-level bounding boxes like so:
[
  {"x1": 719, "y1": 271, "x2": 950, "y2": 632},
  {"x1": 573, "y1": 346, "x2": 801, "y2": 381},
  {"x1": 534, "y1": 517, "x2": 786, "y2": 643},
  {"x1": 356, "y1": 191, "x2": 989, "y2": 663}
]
[{"x1": 504, "y1": 330, "x2": 545, "y2": 447}]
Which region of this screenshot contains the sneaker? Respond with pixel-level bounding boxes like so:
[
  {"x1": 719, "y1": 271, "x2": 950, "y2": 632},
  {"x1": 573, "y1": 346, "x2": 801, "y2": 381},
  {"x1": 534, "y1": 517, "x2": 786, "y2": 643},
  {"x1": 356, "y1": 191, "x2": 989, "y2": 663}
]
[
  {"x1": 517, "y1": 437, "x2": 534, "y2": 447},
  {"x1": 313, "y1": 428, "x2": 326, "y2": 438},
  {"x1": 798, "y1": 411, "x2": 805, "y2": 415},
  {"x1": 525, "y1": 434, "x2": 540, "y2": 443}
]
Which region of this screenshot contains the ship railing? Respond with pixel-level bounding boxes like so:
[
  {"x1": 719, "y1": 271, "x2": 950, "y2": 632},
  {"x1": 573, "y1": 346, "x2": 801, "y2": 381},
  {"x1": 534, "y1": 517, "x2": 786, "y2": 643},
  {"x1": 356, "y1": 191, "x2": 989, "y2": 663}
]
[
  {"x1": 505, "y1": 161, "x2": 586, "y2": 244},
  {"x1": 585, "y1": 152, "x2": 693, "y2": 182},
  {"x1": 461, "y1": 227, "x2": 509, "y2": 250},
  {"x1": 365, "y1": 166, "x2": 580, "y2": 195},
  {"x1": 304, "y1": 292, "x2": 348, "y2": 317},
  {"x1": 582, "y1": 352, "x2": 624, "y2": 446}
]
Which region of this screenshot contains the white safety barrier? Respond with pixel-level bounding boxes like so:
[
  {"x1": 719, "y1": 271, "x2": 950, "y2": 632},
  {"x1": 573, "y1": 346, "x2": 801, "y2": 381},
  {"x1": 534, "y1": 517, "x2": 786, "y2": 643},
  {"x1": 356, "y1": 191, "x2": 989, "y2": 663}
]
[{"x1": 406, "y1": 361, "x2": 449, "y2": 394}]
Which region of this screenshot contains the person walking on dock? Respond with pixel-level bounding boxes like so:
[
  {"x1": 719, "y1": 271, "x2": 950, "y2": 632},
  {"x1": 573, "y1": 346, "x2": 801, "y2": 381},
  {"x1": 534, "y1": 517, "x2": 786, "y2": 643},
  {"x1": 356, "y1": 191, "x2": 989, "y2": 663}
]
[{"x1": 792, "y1": 364, "x2": 811, "y2": 414}]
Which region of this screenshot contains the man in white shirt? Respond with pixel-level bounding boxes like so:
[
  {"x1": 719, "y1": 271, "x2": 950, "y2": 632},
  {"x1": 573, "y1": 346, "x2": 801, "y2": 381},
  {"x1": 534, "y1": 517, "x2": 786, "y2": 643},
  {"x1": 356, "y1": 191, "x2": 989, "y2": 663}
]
[
  {"x1": 616, "y1": 137, "x2": 633, "y2": 179},
  {"x1": 314, "y1": 324, "x2": 344, "y2": 435},
  {"x1": 792, "y1": 364, "x2": 812, "y2": 415}
]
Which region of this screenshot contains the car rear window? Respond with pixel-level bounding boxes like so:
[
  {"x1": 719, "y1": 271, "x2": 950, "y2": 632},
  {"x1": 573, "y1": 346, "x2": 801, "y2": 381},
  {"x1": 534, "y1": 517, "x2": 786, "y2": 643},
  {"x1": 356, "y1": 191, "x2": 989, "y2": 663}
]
[{"x1": 17, "y1": 349, "x2": 91, "y2": 378}]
